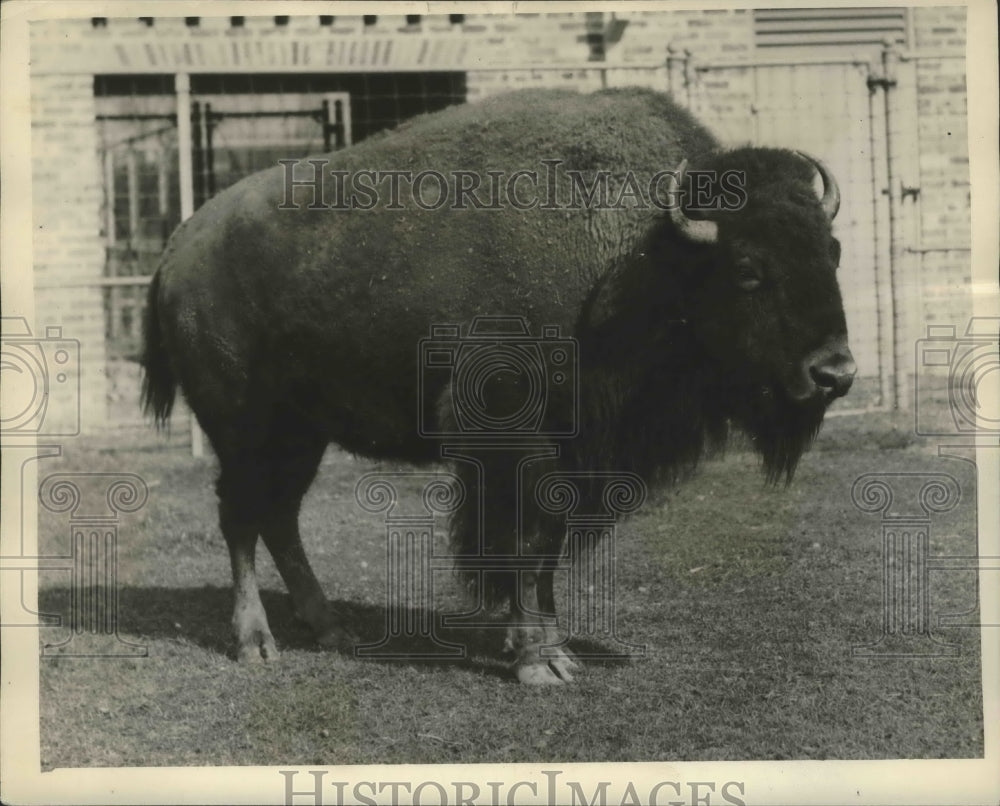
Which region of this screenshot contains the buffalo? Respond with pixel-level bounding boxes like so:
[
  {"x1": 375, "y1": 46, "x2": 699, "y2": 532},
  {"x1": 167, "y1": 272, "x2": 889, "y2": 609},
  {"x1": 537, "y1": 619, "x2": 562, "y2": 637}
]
[{"x1": 142, "y1": 87, "x2": 855, "y2": 684}]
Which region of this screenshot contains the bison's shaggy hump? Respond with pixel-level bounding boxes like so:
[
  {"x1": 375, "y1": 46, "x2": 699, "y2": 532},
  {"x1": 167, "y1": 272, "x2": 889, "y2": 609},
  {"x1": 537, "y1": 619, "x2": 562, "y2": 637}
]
[
  {"x1": 149, "y1": 88, "x2": 725, "y2": 460},
  {"x1": 382, "y1": 86, "x2": 717, "y2": 170}
]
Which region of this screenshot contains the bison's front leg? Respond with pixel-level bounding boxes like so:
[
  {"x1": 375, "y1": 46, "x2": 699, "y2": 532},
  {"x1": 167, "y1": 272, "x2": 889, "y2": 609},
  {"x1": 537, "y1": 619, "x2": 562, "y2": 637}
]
[{"x1": 506, "y1": 566, "x2": 579, "y2": 685}]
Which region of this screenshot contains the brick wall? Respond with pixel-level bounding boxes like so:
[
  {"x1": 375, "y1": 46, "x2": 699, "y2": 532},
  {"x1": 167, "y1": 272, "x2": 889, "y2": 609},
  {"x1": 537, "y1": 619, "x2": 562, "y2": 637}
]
[
  {"x1": 910, "y1": 7, "x2": 971, "y2": 341},
  {"x1": 30, "y1": 72, "x2": 106, "y2": 433},
  {"x1": 465, "y1": 11, "x2": 753, "y2": 101}
]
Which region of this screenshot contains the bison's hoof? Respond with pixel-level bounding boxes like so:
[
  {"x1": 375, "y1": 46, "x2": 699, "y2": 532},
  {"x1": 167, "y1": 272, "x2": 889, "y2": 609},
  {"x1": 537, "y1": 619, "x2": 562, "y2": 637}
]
[
  {"x1": 516, "y1": 649, "x2": 579, "y2": 684},
  {"x1": 516, "y1": 660, "x2": 573, "y2": 685},
  {"x1": 236, "y1": 631, "x2": 279, "y2": 663},
  {"x1": 543, "y1": 648, "x2": 580, "y2": 675}
]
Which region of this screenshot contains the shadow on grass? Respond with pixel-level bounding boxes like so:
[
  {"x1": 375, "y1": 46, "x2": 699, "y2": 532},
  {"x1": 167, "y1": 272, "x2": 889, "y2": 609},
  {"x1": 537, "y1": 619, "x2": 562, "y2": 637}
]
[{"x1": 37, "y1": 585, "x2": 631, "y2": 677}]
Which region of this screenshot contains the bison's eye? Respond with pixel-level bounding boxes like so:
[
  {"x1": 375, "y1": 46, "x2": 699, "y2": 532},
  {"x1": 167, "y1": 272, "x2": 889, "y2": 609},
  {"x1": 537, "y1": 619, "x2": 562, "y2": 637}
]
[
  {"x1": 735, "y1": 257, "x2": 761, "y2": 292},
  {"x1": 829, "y1": 237, "x2": 842, "y2": 268}
]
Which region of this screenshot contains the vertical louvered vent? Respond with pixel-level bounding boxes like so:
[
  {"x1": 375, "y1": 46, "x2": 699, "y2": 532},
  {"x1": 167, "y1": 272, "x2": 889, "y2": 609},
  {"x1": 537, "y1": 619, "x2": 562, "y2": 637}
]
[{"x1": 754, "y1": 8, "x2": 908, "y2": 50}]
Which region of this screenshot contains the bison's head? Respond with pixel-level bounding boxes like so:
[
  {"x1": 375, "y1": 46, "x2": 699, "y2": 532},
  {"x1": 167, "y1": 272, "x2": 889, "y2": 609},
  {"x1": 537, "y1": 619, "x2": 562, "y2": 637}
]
[{"x1": 668, "y1": 148, "x2": 856, "y2": 480}]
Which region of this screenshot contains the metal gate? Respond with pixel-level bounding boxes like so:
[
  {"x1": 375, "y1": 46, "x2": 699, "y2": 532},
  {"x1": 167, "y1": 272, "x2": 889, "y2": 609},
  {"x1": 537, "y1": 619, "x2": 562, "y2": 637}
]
[
  {"x1": 98, "y1": 91, "x2": 351, "y2": 363},
  {"x1": 191, "y1": 92, "x2": 350, "y2": 206},
  {"x1": 98, "y1": 111, "x2": 179, "y2": 364}
]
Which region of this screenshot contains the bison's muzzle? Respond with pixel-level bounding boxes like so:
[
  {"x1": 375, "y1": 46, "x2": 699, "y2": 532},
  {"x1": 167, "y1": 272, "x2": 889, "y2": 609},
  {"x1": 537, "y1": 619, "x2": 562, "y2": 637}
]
[{"x1": 802, "y1": 334, "x2": 857, "y2": 402}]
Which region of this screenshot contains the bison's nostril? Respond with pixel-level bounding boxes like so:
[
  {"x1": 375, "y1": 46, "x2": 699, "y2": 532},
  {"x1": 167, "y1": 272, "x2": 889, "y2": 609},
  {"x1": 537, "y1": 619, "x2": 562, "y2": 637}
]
[{"x1": 810, "y1": 361, "x2": 856, "y2": 398}]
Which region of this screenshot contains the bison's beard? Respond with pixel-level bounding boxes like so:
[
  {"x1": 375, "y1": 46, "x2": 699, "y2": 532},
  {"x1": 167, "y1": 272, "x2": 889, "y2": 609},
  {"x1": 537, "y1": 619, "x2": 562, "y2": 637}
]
[{"x1": 735, "y1": 385, "x2": 829, "y2": 484}]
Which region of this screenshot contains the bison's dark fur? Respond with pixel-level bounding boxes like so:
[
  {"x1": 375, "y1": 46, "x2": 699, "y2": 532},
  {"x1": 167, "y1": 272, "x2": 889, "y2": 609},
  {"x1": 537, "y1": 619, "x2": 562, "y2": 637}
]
[{"x1": 143, "y1": 88, "x2": 855, "y2": 683}]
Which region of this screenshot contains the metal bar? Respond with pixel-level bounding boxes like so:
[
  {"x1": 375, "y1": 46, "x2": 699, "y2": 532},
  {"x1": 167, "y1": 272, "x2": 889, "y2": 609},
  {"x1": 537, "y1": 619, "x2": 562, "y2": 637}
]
[
  {"x1": 157, "y1": 143, "x2": 169, "y2": 245},
  {"x1": 191, "y1": 101, "x2": 204, "y2": 208},
  {"x1": 666, "y1": 48, "x2": 681, "y2": 98},
  {"x1": 176, "y1": 76, "x2": 194, "y2": 221},
  {"x1": 867, "y1": 63, "x2": 889, "y2": 410},
  {"x1": 897, "y1": 55, "x2": 924, "y2": 414},
  {"x1": 338, "y1": 94, "x2": 352, "y2": 147},
  {"x1": 103, "y1": 149, "x2": 116, "y2": 247},
  {"x1": 96, "y1": 113, "x2": 177, "y2": 121},
  {"x1": 469, "y1": 62, "x2": 666, "y2": 72},
  {"x1": 906, "y1": 246, "x2": 972, "y2": 254},
  {"x1": 696, "y1": 56, "x2": 873, "y2": 71},
  {"x1": 37, "y1": 276, "x2": 154, "y2": 289},
  {"x1": 911, "y1": 58, "x2": 928, "y2": 408},
  {"x1": 881, "y1": 43, "x2": 905, "y2": 410},
  {"x1": 125, "y1": 148, "x2": 139, "y2": 247},
  {"x1": 683, "y1": 49, "x2": 693, "y2": 108},
  {"x1": 205, "y1": 102, "x2": 215, "y2": 198},
  {"x1": 100, "y1": 123, "x2": 178, "y2": 152},
  {"x1": 320, "y1": 99, "x2": 331, "y2": 152},
  {"x1": 175, "y1": 72, "x2": 204, "y2": 459},
  {"x1": 898, "y1": 50, "x2": 966, "y2": 62},
  {"x1": 205, "y1": 109, "x2": 326, "y2": 119}
]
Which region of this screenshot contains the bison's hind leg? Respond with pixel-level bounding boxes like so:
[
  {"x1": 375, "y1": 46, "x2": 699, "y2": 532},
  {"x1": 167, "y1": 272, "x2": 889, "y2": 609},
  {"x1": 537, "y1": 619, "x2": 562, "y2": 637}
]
[
  {"x1": 257, "y1": 421, "x2": 356, "y2": 653},
  {"x1": 216, "y1": 461, "x2": 279, "y2": 662},
  {"x1": 213, "y1": 411, "x2": 348, "y2": 662}
]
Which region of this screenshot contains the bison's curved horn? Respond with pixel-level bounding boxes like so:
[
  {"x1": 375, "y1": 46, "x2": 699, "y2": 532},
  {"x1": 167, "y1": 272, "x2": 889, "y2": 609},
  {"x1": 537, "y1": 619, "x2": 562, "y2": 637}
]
[
  {"x1": 667, "y1": 159, "x2": 719, "y2": 245},
  {"x1": 794, "y1": 151, "x2": 840, "y2": 221}
]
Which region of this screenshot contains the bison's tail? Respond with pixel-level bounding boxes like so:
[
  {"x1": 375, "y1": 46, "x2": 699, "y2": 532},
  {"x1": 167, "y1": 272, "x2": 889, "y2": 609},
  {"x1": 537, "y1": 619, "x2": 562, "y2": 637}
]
[{"x1": 140, "y1": 270, "x2": 176, "y2": 427}]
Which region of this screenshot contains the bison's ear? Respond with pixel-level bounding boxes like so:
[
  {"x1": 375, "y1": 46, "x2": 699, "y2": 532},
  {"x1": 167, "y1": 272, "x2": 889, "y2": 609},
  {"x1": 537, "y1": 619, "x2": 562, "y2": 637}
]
[{"x1": 828, "y1": 237, "x2": 841, "y2": 268}]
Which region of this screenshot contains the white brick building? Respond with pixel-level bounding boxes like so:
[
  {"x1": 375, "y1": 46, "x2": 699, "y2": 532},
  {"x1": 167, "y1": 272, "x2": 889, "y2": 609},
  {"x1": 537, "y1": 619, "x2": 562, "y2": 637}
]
[{"x1": 26, "y1": 9, "x2": 969, "y2": 431}]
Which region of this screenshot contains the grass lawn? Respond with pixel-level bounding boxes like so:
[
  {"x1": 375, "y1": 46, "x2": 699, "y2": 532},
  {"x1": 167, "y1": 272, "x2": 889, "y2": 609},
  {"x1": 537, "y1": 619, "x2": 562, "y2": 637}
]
[{"x1": 36, "y1": 390, "x2": 984, "y2": 767}]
